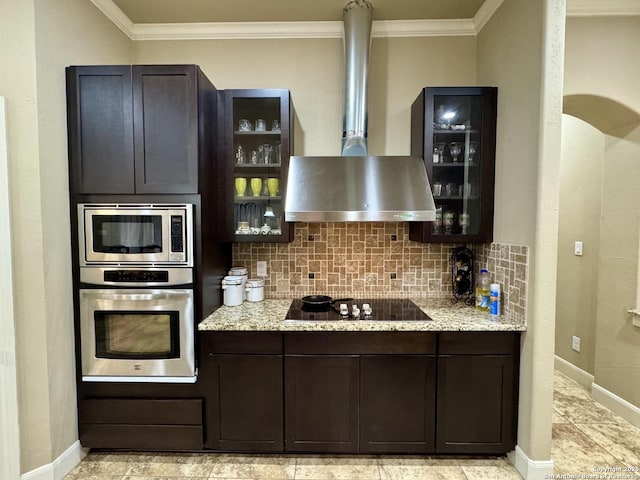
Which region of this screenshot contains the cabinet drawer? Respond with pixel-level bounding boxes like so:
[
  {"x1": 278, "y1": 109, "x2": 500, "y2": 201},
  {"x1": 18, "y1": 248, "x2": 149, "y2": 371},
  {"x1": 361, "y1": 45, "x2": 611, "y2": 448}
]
[
  {"x1": 200, "y1": 331, "x2": 283, "y2": 354},
  {"x1": 285, "y1": 332, "x2": 436, "y2": 355},
  {"x1": 438, "y1": 332, "x2": 520, "y2": 355},
  {"x1": 79, "y1": 398, "x2": 202, "y2": 425},
  {"x1": 80, "y1": 424, "x2": 203, "y2": 450}
]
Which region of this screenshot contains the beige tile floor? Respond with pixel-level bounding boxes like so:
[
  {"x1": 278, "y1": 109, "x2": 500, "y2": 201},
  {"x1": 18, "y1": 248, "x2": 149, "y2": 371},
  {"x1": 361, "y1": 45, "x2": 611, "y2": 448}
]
[{"x1": 65, "y1": 370, "x2": 640, "y2": 480}]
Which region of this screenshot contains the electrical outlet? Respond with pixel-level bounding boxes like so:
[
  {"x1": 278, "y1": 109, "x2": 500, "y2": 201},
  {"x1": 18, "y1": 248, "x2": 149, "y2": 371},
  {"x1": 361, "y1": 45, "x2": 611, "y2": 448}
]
[
  {"x1": 572, "y1": 336, "x2": 581, "y2": 352},
  {"x1": 256, "y1": 261, "x2": 267, "y2": 277}
]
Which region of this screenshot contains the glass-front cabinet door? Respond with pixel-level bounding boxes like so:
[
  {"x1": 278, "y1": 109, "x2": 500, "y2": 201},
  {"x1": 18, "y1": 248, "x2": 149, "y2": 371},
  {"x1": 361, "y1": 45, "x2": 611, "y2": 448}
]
[
  {"x1": 225, "y1": 89, "x2": 294, "y2": 242},
  {"x1": 409, "y1": 87, "x2": 497, "y2": 243}
]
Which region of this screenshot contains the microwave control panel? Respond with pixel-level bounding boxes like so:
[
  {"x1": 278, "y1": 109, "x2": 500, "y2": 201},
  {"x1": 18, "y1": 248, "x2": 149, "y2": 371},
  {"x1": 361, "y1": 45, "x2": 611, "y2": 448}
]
[{"x1": 170, "y1": 215, "x2": 184, "y2": 254}]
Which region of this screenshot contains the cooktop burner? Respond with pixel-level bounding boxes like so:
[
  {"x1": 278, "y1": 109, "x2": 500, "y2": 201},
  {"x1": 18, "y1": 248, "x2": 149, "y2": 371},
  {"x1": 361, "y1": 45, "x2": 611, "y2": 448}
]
[{"x1": 285, "y1": 298, "x2": 432, "y2": 321}]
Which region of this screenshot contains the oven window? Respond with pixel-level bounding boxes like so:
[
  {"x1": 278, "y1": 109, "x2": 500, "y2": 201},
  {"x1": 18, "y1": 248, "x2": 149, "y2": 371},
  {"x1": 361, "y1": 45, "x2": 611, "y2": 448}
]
[
  {"x1": 94, "y1": 311, "x2": 180, "y2": 359},
  {"x1": 92, "y1": 215, "x2": 162, "y2": 254}
]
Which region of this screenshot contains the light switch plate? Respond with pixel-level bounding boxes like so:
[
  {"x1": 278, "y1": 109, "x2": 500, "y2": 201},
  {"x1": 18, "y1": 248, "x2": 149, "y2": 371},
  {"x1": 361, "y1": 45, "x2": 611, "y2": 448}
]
[
  {"x1": 572, "y1": 336, "x2": 581, "y2": 352},
  {"x1": 574, "y1": 241, "x2": 583, "y2": 256}
]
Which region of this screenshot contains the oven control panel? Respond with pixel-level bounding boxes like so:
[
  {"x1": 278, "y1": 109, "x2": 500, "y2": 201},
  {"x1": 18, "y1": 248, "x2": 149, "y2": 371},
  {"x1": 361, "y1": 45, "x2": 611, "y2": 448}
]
[{"x1": 80, "y1": 267, "x2": 193, "y2": 287}]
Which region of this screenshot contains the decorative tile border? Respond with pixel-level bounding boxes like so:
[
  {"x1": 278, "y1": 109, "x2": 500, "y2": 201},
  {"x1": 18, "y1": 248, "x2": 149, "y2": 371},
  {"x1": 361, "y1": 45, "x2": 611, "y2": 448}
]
[{"x1": 232, "y1": 223, "x2": 528, "y2": 324}]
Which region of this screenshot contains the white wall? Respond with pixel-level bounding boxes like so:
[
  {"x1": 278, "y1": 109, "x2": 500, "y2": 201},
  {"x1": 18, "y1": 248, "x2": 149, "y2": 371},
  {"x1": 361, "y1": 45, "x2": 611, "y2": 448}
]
[
  {"x1": 563, "y1": 15, "x2": 640, "y2": 415},
  {"x1": 0, "y1": 96, "x2": 20, "y2": 480},
  {"x1": 477, "y1": 0, "x2": 564, "y2": 472},
  {"x1": 555, "y1": 114, "x2": 604, "y2": 374},
  {"x1": 0, "y1": 0, "x2": 132, "y2": 474},
  {"x1": 133, "y1": 36, "x2": 477, "y2": 156}
]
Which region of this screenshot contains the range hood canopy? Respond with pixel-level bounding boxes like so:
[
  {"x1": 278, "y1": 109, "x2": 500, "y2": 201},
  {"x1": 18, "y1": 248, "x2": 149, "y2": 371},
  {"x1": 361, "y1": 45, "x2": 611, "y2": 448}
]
[{"x1": 284, "y1": 0, "x2": 436, "y2": 223}]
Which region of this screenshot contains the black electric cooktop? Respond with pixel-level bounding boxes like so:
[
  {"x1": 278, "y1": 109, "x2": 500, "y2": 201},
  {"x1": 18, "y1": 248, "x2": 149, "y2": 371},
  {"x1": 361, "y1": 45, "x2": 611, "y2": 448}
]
[{"x1": 285, "y1": 298, "x2": 433, "y2": 321}]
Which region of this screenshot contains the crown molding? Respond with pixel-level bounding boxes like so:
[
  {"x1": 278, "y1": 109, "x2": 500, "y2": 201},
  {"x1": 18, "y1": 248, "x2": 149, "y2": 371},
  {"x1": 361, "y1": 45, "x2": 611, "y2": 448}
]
[
  {"x1": 474, "y1": 0, "x2": 505, "y2": 32},
  {"x1": 372, "y1": 19, "x2": 475, "y2": 38},
  {"x1": 567, "y1": 0, "x2": 640, "y2": 16},
  {"x1": 131, "y1": 21, "x2": 343, "y2": 40},
  {"x1": 92, "y1": 0, "x2": 640, "y2": 42},
  {"x1": 128, "y1": 19, "x2": 476, "y2": 41},
  {"x1": 91, "y1": 0, "x2": 134, "y2": 36}
]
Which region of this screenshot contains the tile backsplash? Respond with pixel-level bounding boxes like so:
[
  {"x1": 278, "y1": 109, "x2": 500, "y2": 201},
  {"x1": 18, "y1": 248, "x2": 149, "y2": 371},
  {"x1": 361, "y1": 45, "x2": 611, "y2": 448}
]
[{"x1": 232, "y1": 223, "x2": 528, "y2": 323}]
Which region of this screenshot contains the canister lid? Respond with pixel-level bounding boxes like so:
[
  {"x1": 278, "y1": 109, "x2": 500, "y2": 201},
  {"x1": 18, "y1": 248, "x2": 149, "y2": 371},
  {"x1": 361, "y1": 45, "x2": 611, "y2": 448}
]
[
  {"x1": 246, "y1": 278, "x2": 264, "y2": 287},
  {"x1": 229, "y1": 267, "x2": 248, "y2": 275},
  {"x1": 222, "y1": 275, "x2": 244, "y2": 285}
]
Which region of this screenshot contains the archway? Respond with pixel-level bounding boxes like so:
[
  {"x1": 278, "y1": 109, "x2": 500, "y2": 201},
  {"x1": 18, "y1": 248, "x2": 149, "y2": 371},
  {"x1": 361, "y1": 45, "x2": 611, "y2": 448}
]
[{"x1": 556, "y1": 93, "x2": 640, "y2": 423}]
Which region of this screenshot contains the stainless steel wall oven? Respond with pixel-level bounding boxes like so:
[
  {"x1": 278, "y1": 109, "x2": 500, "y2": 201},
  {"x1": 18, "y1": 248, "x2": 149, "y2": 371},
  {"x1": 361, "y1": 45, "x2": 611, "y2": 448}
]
[{"x1": 79, "y1": 289, "x2": 196, "y2": 383}]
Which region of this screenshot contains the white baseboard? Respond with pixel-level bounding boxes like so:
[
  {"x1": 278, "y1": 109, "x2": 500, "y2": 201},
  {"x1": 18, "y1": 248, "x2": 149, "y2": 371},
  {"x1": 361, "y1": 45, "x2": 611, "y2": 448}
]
[
  {"x1": 21, "y1": 441, "x2": 88, "y2": 480},
  {"x1": 555, "y1": 355, "x2": 640, "y2": 427},
  {"x1": 554, "y1": 355, "x2": 594, "y2": 389},
  {"x1": 592, "y1": 383, "x2": 640, "y2": 428},
  {"x1": 509, "y1": 446, "x2": 554, "y2": 480}
]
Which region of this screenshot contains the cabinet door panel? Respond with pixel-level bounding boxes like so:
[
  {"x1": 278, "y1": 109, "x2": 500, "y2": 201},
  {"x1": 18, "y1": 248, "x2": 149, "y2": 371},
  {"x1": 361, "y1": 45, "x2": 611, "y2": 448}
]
[
  {"x1": 133, "y1": 65, "x2": 198, "y2": 193},
  {"x1": 285, "y1": 355, "x2": 358, "y2": 452},
  {"x1": 67, "y1": 66, "x2": 134, "y2": 194},
  {"x1": 225, "y1": 89, "x2": 294, "y2": 242},
  {"x1": 436, "y1": 355, "x2": 515, "y2": 454},
  {"x1": 409, "y1": 86, "x2": 497, "y2": 243},
  {"x1": 205, "y1": 354, "x2": 283, "y2": 451},
  {"x1": 360, "y1": 355, "x2": 436, "y2": 453}
]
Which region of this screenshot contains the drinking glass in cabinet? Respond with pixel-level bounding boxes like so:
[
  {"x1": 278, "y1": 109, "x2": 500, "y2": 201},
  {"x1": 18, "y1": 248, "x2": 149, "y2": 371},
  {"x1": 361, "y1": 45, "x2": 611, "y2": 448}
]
[
  {"x1": 236, "y1": 145, "x2": 246, "y2": 164},
  {"x1": 443, "y1": 211, "x2": 455, "y2": 234},
  {"x1": 449, "y1": 142, "x2": 463, "y2": 163},
  {"x1": 235, "y1": 177, "x2": 247, "y2": 197},
  {"x1": 467, "y1": 141, "x2": 479, "y2": 163},
  {"x1": 250, "y1": 178, "x2": 262, "y2": 197},
  {"x1": 433, "y1": 207, "x2": 443, "y2": 235},
  {"x1": 267, "y1": 178, "x2": 279, "y2": 196},
  {"x1": 459, "y1": 212, "x2": 470, "y2": 234}
]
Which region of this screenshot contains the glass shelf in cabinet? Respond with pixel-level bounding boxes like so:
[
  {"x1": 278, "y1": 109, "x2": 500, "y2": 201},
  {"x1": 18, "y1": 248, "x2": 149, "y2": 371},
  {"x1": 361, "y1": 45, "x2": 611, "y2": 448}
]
[
  {"x1": 234, "y1": 131, "x2": 281, "y2": 136},
  {"x1": 234, "y1": 164, "x2": 282, "y2": 169},
  {"x1": 235, "y1": 196, "x2": 282, "y2": 202},
  {"x1": 433, "y1": 129, "x2": 479, "y2": 134}
]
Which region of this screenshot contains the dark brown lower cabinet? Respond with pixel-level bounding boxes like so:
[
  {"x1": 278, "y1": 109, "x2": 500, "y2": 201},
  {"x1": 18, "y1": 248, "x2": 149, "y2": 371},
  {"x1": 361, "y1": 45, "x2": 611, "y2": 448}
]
[
  {"x1": 436, "y1": 332, "x2": 520, "y2": 454},
  {"x1": 205, "y1": 354, "x2": 283, "y2": 451},
  {"x1": 360, "y1": 355, "x2": 436, "y2": 453},
  {"x1": 200, "y1": 332, "x2": 284, "y2": 451},
  {"x1": 192, "y1": 332, "x2": 520, "y2": 455},
  {"x1": 284, "y1": 355, "x2": 359, "y2": 452},
  {"x1": 79, "y1": 398, "x2": 203, "y2": 450}
]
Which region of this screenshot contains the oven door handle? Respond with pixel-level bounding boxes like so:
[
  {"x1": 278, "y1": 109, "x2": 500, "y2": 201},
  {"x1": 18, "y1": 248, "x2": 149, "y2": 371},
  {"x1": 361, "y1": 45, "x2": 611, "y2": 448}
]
[{"x1": 80, "y1": 290, "x2": 192, "y2": 302}]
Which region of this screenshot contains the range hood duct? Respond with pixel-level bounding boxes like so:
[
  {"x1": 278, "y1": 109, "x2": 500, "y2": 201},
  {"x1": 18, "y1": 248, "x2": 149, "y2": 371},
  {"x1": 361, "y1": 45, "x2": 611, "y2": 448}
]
[{"x1": 284, "y1": 0, "x2": 436, "y2": 223}]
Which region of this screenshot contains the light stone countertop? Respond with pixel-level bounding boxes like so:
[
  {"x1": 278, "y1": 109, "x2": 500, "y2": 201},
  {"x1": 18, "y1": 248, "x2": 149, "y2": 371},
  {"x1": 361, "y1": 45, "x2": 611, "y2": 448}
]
[{"x1": 198, "y1": 298, "x2": 526, "y2": 332}]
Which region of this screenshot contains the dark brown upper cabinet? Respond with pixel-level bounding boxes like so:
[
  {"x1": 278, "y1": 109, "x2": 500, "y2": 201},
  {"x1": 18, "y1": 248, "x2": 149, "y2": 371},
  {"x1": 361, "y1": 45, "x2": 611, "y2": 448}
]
[
  {"x1": 223, "y1": 89, "x2": 294, "y2": 242},
  {"x1": 66, "y1": 65, "x2": 215, "y2": 194},
  {"x1": 409, "y1": 87, "x2": 497, "y2": 243}
]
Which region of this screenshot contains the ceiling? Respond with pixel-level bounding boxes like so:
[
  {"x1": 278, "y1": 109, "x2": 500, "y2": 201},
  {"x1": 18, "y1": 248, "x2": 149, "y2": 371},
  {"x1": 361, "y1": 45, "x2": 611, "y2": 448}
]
[
  {"x1": 92, "y1": 0, "x2": 640, "y2": 40},
  {"x1": 112, "y1": 0, "x2": 487, "y2": 23}
]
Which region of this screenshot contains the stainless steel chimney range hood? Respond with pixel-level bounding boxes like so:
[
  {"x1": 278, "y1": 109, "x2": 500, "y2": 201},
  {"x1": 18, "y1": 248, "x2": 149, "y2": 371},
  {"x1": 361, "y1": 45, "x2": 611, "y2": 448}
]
[{"x1": 285, "y1": 0, "x2": 435, "y2": 223}]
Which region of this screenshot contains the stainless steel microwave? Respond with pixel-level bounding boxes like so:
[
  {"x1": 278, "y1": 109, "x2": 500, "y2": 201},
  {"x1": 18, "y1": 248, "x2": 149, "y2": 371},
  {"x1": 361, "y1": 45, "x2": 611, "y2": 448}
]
[{"x1": 78, "y1": 203, "x2": 193, "y2": 267}]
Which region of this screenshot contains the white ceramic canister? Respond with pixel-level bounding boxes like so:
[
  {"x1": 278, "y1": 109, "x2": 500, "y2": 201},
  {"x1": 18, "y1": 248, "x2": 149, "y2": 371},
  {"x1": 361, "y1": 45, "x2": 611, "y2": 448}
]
[
  {"x1": 228, "y1": 267, "x2": 248, "y2": 300},
  {"x1": 222, "y1": 275, "x2": 244, "y2": 307},
  {"x1": 245, "y1": 278, "x2": 265, "y2": 302}
]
